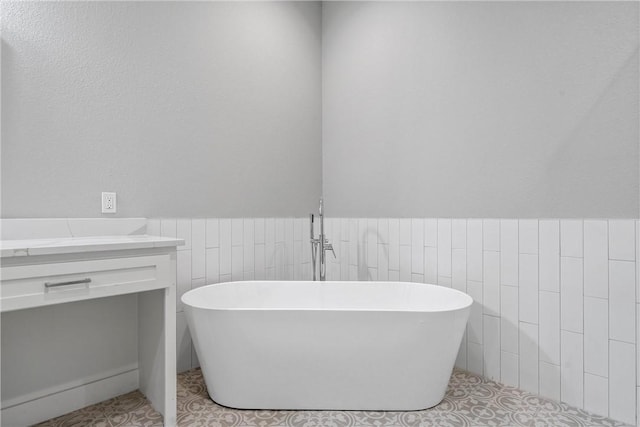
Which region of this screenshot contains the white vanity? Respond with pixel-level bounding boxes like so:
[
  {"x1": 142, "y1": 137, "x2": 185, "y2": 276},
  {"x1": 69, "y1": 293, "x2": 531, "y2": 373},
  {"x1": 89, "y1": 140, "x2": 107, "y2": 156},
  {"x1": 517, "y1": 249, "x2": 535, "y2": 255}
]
[{"x1": 0, "y1": 219, "x2": 183, "y2": 426}]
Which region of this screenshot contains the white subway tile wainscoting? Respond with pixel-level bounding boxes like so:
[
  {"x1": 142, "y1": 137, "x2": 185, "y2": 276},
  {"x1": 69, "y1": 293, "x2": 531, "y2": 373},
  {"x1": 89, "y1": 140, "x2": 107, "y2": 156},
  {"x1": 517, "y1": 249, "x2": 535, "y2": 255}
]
[
  {"x1": 153, "y1": 218, "x2": 639, "y2": 425},
  {"x1": 321, "y1": 218, "x2": 638, "y2": 425}
]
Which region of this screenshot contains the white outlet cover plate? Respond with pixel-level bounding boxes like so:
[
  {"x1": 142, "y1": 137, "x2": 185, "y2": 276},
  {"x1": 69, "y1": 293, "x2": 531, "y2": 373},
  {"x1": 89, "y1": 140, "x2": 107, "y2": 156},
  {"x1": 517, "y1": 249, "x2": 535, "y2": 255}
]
[{"x1": 101, "y1": 192, "x2": 117, "y2": 214}]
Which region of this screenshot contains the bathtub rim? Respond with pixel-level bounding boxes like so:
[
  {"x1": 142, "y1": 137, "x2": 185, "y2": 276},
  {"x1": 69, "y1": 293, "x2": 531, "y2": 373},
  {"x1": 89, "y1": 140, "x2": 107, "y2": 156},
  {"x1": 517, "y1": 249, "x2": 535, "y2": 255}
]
[{"x1": 181, "y1": 280, "x2": 473, "y2": 313}]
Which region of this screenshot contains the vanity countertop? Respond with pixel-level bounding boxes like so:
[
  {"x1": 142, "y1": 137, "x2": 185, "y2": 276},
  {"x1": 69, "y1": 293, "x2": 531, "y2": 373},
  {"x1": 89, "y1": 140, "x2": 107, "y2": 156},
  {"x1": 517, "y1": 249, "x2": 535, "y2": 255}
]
[{"x1": 0, "y1": 235, "x2": 184, "y2": 258}]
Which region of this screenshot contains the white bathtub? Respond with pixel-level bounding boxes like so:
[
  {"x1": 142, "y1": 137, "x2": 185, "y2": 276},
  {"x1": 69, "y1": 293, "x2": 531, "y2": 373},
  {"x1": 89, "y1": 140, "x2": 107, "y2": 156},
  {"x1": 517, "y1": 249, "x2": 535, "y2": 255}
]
[{"x1": 182, "y1": 281, "x2": 472, "y2": 411}]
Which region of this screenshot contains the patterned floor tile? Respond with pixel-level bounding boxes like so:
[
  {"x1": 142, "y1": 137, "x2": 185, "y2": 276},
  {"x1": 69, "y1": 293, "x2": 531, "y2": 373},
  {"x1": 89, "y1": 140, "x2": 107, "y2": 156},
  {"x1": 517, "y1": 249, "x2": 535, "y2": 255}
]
[{"x1": 34, "y1": 368, "x2": 629, "y2": 427}]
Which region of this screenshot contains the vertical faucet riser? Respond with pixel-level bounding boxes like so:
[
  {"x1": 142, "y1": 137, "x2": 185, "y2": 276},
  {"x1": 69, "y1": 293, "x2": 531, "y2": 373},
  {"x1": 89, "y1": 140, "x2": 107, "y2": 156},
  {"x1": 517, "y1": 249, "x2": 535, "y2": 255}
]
[
  {"x1": 310, "y1": 198, "x2": 335, "y2": 281},
  {"x1": 310, "y1": 214, "x2": 317, "y2": 281}
]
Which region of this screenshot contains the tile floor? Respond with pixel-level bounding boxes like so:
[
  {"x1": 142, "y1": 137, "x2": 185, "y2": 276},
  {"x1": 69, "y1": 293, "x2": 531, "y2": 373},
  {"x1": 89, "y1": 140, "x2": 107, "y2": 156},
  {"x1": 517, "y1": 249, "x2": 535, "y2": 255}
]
[{"x1": 36, "y1": 368, "x2": 628, "y2": 427}]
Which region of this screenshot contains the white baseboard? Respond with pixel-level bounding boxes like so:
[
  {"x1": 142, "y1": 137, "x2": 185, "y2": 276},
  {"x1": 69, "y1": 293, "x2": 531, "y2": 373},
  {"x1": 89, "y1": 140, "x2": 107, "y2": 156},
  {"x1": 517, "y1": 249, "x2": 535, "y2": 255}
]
[{"x1": 1, "y1": 368, "x2": 139, "y2": 427}]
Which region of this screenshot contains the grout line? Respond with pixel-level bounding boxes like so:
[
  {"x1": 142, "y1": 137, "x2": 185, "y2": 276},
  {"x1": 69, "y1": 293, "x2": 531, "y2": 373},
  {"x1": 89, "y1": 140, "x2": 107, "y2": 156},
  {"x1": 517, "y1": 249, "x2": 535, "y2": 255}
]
[
  {"x1": 607, "y1": 219, "x2": 611, "y2": 418},
  {"x1": 584, "y1": 372, "x2": 609, "y2": 380},
  {"x1": 635, "y1": 220, "x2": 638, "y2": 425},
  {"x1": 498, "y1": 219, "x2": 502, "y2": 382},
  {"x1": 583, "y1": 294, "x2": 608, "y2": 301},
  {"x1": 559, "y1": 219, "x2": 564, "y2": 404},
  {"x1": 463, "y1": 220, "x2": 468, "y2": 368},
  {"x1": 520, "y1": 320, "x2": 539, "y2": 326},
  {"x1": 581, "y1": 219, "x2": 585, "y2": 410},
  {"x1": 449, "y1": 219, "x2": 452, "y2": 289},
  {"x1": 433, "y1": 218, "x2": 439, "y2": 269},
  {"x1": 481, "y1": 221, "x2": 485, "y2": 375},
  {"x1": 516, "y1": 220, "x2": 521, "y2": 389},
  {"x1": 609, "y1": 338, "x2": 637, "y2": 346}
]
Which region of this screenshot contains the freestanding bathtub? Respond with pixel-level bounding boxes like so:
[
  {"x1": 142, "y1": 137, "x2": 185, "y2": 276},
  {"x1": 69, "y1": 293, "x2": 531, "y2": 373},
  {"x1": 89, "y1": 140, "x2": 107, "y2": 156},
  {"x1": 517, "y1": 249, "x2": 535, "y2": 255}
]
[{"x1": 182, "y1": 281, "x2": 472, "y2": 411}]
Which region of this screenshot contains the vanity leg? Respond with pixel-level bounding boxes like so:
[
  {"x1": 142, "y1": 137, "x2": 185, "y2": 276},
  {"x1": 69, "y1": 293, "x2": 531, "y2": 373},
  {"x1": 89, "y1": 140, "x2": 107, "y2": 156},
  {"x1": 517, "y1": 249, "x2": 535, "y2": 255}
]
[{"x1": 138, "y1": 284, "x2": 177, "y2": 427}]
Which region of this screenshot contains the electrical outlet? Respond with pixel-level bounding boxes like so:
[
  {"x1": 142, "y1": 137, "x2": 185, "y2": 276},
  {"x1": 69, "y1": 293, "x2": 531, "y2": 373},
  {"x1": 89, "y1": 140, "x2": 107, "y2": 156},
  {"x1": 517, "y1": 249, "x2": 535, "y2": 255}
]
[{"x1": 101, "y1": 192, "x2": 117, "y2": 214}]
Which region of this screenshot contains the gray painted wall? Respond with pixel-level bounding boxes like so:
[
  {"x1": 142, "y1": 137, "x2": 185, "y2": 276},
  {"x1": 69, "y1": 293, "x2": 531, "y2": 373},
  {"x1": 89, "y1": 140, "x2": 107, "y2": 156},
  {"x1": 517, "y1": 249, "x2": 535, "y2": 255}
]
[
  {"x1": 1, "y1": 1, "x2": 322, "y2": 218},
  {"x1": 2, "y1": 2, "x2": 638, "y2": 220},
  {"x1": 322, "y1": 1, "x2": 639, "y2": 218}
]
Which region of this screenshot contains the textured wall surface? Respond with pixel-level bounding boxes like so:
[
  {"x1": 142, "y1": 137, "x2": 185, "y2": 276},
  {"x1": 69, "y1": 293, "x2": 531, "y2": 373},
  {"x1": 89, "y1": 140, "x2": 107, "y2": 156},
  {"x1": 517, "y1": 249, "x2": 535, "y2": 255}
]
[
  {"x1": 1, "y1": 2, "x2": 322, "y2": 218},
  {"x1": 322, "y1": 2, "x2": 639, "y2": 218},
  {"x1": 3, "y1": 1, "x2": 638, "y2": 219}
]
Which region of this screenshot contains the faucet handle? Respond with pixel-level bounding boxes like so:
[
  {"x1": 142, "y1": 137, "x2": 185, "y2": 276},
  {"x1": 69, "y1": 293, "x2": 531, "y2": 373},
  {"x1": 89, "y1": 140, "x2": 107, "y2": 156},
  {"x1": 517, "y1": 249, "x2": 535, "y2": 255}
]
[{"x1": 324, "y1": 242, "x2": 336, "y2": 258}]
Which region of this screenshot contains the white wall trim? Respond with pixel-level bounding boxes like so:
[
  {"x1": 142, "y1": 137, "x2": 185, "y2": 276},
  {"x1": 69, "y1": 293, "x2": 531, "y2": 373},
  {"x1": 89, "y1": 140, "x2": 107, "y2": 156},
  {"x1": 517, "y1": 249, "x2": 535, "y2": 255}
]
[{"x1": 1, "y1": 366, "x2": 139, "y2": 427}]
